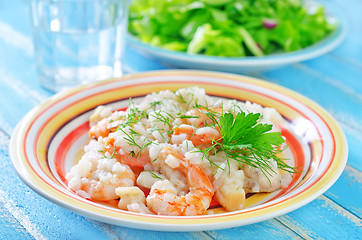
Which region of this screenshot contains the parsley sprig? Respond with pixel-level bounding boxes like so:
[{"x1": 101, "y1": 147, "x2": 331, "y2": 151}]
[{"x1": 199, "y1": 109, "x2": 295, "y2": 177}]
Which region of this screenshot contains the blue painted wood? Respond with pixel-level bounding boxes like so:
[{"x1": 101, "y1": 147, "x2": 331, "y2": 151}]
[
  {"x1": 327, "y1": 0, "x2": 362, "y2": 65},
  {"x1": 302, "y1": 55, "x2": 362, "y2": 94},
  {"x1": 0, "y1": 204, "x2": 35, "y2": 240},
  {"x1": 205, "y1": 220, "x2": 301, "y2": 240},
  {"x1": 277, "y1": 196, "x2": 362, "y2": 239},
  {"x1": 259, "y1": 65, "x2": 362, "y2": 130},
  {"x1": 109, "y1": 219, "x2": 301, "y2": 239},
  {"x1": 125, "y1": 47, "x2": 169, "y2": 74},
  {"x1": 0, "y1": 0, "x2": 361, "y2": 239},
  {"x1": 325, "y1": 165, "x2": 362, "y2": 217},
  {"x1": 0, "y1": 0, "x2": 33, "y2": 36},
  {"x1": 339, "y1": 123, "x2": 362, "y2": 172},
  {"x1": 109, "y1": 226, "x2": 215, "y2": 240}
]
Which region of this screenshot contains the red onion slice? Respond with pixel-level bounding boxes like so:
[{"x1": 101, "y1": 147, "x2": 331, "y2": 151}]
[{"x1": 263, "y1": 19, "x2": 278, "y2": 29}]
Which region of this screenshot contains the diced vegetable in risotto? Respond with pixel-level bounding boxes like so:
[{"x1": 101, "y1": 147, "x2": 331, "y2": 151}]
[{"x1": 66, "y1": 87, "x2": 294, "y2": 216}]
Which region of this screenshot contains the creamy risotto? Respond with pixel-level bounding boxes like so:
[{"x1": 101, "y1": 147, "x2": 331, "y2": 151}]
[{"x1": 66, "y1": 87, "x2": 293, "y2": 216}]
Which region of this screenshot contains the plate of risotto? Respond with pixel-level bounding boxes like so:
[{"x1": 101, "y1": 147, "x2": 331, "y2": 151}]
[{"x1": 10, "y1": 70, "x2": 347, "y2": 231}]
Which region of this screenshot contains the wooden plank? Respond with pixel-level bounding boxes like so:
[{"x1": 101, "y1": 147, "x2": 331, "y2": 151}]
[
  {"x1": 0, "y1": 77, "x2": 38, "y2": 132},
  {"x1": 109, "y1": 220, "x2": 303, "y2": 240},
  {"x1": 259, "y1": 65, "x2": 362, "y2": 129},
  {"x1": 0, "y1": 203, "x2": 35, "y2": 240},
  {"x1": 0, "y1": 130, "x2": 46, "y2": 240},
  {"x1": 0, "y1": 0, "x2": 33, "y2": 37},
  {"x1": 125, "y1": 47, "x2": 169, "y2": 74},
  {"x1": 109, "y1": 226, "x2": 213, "y2": 240},
  {"x1": 205, "y1": 219, "x2": 303, "y2": 240},
  {"x1": 328, "y1": 0, "x2": 362, "y2": 65},
  {"x1": 325, "y1": 165, "x2": 362, "y2": 217},
  {"x1": 108, "y1": 217, "x2": 304, "y2": 240},
  {"x1": 337, "y1": 121, "x2": 362, "y2": 172},
  {"x1": 302, "y1": 55, "x2": 362, "y2": 94},
  {"x1": 0, "y1": 189, "x2": 48, "y2": 240},
  {"x1": 276, "y1": 195, "x2": 361, "y2": 240}
]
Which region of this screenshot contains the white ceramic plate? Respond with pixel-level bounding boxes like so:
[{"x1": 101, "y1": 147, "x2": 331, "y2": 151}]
[
  {"x1": 127, "y1": 3, "x2": 347, "y2": 73},
  {"x1": 10, "y1": 70, "x2": 347, "y2": 231}
]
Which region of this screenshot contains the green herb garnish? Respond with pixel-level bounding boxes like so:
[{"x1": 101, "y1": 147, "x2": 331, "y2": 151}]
[
  {"x1": 198, "y1": 110, "x2": 295, "y2": 177},
  {"x1": 150, "y1": 110, "x2": 175, "y2": 129},
  {"x1": 144, "y1": 170, "x2": 163, "y2": 180},
  {"x1": 150, "y1": 100, "x2": 163, "y2": 110},
  {"x1": 118, "y1": 128, "x2": 153, "y2": 159},
  {"x1": 178, "y1": 115, "x2": 200, "y2": 119}
]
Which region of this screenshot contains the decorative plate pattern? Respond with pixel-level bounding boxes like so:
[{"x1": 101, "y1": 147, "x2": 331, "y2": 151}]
[{"x1": 10, "y1": 70, "x2": 347, "y2": 231}]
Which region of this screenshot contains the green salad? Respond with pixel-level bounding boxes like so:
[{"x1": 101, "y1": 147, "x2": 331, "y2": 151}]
[{"x1": 128, "y1": 0, "x2": 336, "y2": 57}]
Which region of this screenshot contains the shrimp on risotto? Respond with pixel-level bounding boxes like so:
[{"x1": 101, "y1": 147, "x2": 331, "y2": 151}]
[
  {"x1": 66, "y1": 87, "x2": 294, "y2": 216},
  {"x1": 146, "y1": 147, "x2": 214, "y2": 216}
]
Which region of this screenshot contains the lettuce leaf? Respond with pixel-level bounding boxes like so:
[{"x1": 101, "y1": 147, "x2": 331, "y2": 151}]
[{"x1": 129, "y1": 0, "x2": 336, "y2": 57}]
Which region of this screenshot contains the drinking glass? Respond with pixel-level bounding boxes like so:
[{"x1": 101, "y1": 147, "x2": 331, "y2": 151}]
[{"x1": 30, "y1": 0, "x2": 128, "y2": 92}]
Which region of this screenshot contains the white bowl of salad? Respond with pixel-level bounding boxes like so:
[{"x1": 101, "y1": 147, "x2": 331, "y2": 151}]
[{"x1": 127, "y1": 0, "x2": 347, "y2": 73}]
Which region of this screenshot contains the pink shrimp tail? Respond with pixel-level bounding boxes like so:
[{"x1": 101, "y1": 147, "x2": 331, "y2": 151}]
[{"x1": 188, "y1": 165, "x2": 214, "y2": 196}]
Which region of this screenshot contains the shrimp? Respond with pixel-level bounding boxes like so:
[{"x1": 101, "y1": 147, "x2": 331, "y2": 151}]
[
  {"x1": 80, "y1": 161, "x2": 135, "y2": 201},
  {"x1": 116, "y1": 186, "x2": 153, "y2": 214},
  {"x1": 104, "y1": 134, "x2": 151, "y2": 168},
  {"x1": 172, "y1": 106, "x2": 223, "y2": 147},
  {"x1": 146, "y1": 147, "x2": 214, "y2": 216},
  {"x1": 172, "y1": 124, "x2": 222, "y2": 147},
  {"x1": 88, "y1": 106, "x2": 128, "y2": 139},
  {"x1": 66, "y1": 142, "x2": 136, "y2": 201},
  {"x1": 89, "y1": 118, "x2": 124, "y2": 139}
]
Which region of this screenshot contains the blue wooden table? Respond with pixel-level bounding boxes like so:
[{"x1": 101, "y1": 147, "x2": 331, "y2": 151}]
[{"x1": 0, "y1": 0, "x2": 361, "y2": 239}]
